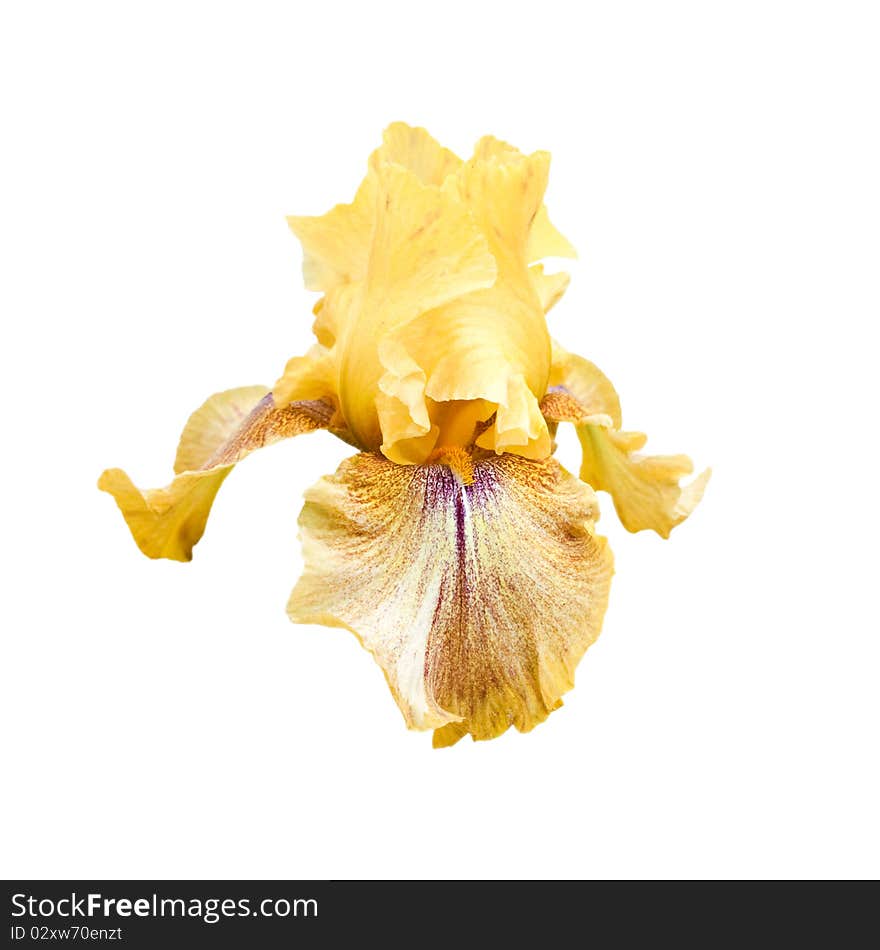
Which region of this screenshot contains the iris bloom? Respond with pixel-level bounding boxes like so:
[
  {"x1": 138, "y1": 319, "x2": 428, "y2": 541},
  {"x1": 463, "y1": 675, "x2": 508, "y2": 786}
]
[{"x1": 99, "y1": 123, "x2": 709, "y2": 746}]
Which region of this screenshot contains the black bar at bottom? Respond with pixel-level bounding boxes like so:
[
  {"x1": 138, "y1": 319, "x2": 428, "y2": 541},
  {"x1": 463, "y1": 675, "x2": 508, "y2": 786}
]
[{"x1": 2, "y1": 880, "x2": 875, "y2": 948}]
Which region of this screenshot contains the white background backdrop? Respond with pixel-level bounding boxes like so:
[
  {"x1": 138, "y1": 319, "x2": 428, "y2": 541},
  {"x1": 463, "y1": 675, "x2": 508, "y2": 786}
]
[{"x1": 2, "y1": 1, "x2": 878, "y2": 879}]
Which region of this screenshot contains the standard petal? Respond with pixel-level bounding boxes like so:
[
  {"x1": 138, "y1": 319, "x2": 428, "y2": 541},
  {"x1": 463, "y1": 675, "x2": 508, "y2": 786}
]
[
  {"x1": 530, "y1": 264, "x2": 570, "y2": 315},
  {"x1": 283, "y1": 127, "x2": 580, "y2": 464},
  {"x1": 474, "y1": 373, "x2": 553, "y2": 459},
  {"x1": 375, "y1": 337, "x2": 437, "y2": 462},
  {"x1": 373, "y1": 122, "x2": 462, "y2": 186},
  {"x1": 287, "y1": 123, "x2": 462, "y2": 298},
  {"x1": 99, "y1": 388, "x2": 334, "y2": 561},
  {"x1": 544, "y1": 342, "x2": 710, "y2": 537},
  {"x1": 527, "y1": 205, "x2": 577, "y2": 262},
  {"x1": 391, "y1": 286, "x2": 552, "y2": 459},
  {"x1": 287, "y1": 173, "x2": 377, "y2": 293},
  {"x1": 460, "y1": 143, "x2": 551, "y2": 278},
  {"x1": 337, "y1": 162, "x2": 498, "y2": 450},
  {"x1": 369, "y1": 145, "x2": 559, "y2": 462},
  {"x1": 288, "y1": 451, "x2": 613, "y2": 745}
]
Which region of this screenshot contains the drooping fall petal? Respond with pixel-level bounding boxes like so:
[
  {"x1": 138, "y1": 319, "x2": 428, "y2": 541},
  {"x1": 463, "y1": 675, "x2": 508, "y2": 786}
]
[
  {"x1": 98, "y1": 387, "x2": 338, "y2": 561},
  {"x1": 576, "y1": 428, "x2": 711, "y2": 538},
  {"x1": 543, "y1": 343, "x2": 710, "y2": 537},
  {"x1": 273, "y1": 343, "x2": 340, "y2": 411},
  {"x1": 546, "y1": 340, "x2": 622, "y2": 426},
  {"x1": 287, "y1": 450, "x2": 613, "y2": 745}
]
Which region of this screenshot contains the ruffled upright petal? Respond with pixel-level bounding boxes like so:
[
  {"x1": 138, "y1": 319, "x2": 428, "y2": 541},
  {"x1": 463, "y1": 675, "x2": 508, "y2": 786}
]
[
  {"x1": 527, "y1": 205, "x2": 578, "y2": 262},
  {"x1": 529, "y1": 264, "x2": 571, "y2": 315},
  {"x1": 99, "y1": 388, "x2": 336, "y2": 561},
  {"x1": 337, "y1": 162, "x2": 498, "y2": 451},
  {"x1": 380, "y1": 144, "x2": 559, "y2": 460},
  {"x1": 287, "y1": 175, "x2": 376, "y2": 293},
  {"x1": 282, "y1": 125, "x2": 577, "y2": 465},
  {"x1": 288, "y1": 451, "x2": 613, "y2": 744},
  {"x1": 372, "y1": 121, "x2": 462, "y2": 185},
  {"x1": 375, "y1": 337, "x2": 437, "y2": 462},
  {"x1": 543, "y1": 342, "x2": 710, "y2": 537}
]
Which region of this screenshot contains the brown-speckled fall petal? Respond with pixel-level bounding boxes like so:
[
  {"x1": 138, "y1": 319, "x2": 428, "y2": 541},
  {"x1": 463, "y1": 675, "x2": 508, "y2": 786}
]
[
  {"x1": 98, "y1": 388, "x2": 341, "y2": 561},
  {"x1": 287, "y1": 450, "x2": 614, "y2": 745}
]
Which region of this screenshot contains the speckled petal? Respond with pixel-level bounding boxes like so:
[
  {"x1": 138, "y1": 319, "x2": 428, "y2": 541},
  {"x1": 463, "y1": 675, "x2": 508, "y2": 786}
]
[
  {"x1": 288, "y1": 451, "x2": 614, "y2": 745},
  {"x1": 99, "y1": 388, "x2": 335, "y2": 561}
]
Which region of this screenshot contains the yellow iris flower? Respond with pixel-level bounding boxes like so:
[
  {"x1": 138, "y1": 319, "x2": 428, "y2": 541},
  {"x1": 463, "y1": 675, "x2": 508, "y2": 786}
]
[{"x1": 99, "y1": 123, "x2": 709, "y2": 746}]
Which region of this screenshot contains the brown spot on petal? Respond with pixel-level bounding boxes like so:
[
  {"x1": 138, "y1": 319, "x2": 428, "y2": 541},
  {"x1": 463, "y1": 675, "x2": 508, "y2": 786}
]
[{"x1": 207, "y1": 395, "x2": 334, "y2": 467}]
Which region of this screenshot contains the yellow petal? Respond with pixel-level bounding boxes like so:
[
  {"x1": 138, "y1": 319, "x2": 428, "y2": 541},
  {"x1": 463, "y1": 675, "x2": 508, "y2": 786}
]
[
  {"x1": 372, "y1": 122, "x2": 462, "y2": 186},
  {"x1": 287, "y1": 173, "x2": 377, "y2": 294},
  {"x1": 470, "y1": 135, "x2": 575, "y2": 260},
  {"x1": 284, "y1": 126, "x2": 571, "y2": 466},
  {"x1": 527, "y1": 204, "x2": 578, "y2": 262},
  {"x1": 539, "y1": 389, "x2": 614, "y2": 430},
  {"x1": 578, "y1": 426, "x2": 711, "y2": 537},
  {"x1": 372, "y1": 145, "x2": 557, "y2": 461},
  {"x1": 544, "y1": 341, "x2": 710, "y2": 537},
  {"x1": 337, "y1": 162, "x2": 497, "y2": 450},
  {"x1": 530, "y1": 263, "x2": 570, "y2": 314},
  {"x1": 99, "y1": 388, "x2": 334, "y2": 561},
  {"x1": 364, "y1": 163, "x2": 498, "y2": 334},
  {"x1": 384, "y1": 295, "x2": 551, "y2": 460},
  {"x1": 287, "y1": 123, "x2": 461, "y2": 298},
  {"x1": 430, "y1": 398, "x2": 495, "y2": 450},
  {"x1": 474, "y1": 373, "x2": 552, "y2": 459},
  {"x1": 375, "y1": 337, "x2": 436, "y2": 461},
  {"x1": 288, "y1": 451, "x2": 613, "y2": 744},
  {"x1": 470, "y1": 133, "x2": 522, "y2": 161},
  {"x1": 273, "y1": 343, "x2": 338, "y2": 407},
  {"x1": 171, "y1": 385, "x2": 269, "y2": 475},
  {"x1": 547, "y1": 341, "x2": 622, "y2": 426},
  {"x1": 460, "y1": 143, "x2": 551, "y2": 277}
]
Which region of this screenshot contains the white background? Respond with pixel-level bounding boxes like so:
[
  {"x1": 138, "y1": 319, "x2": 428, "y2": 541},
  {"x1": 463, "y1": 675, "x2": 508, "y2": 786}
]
[{"x1": 2, "y1": 1, "x2": 878, "y2": 880}]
